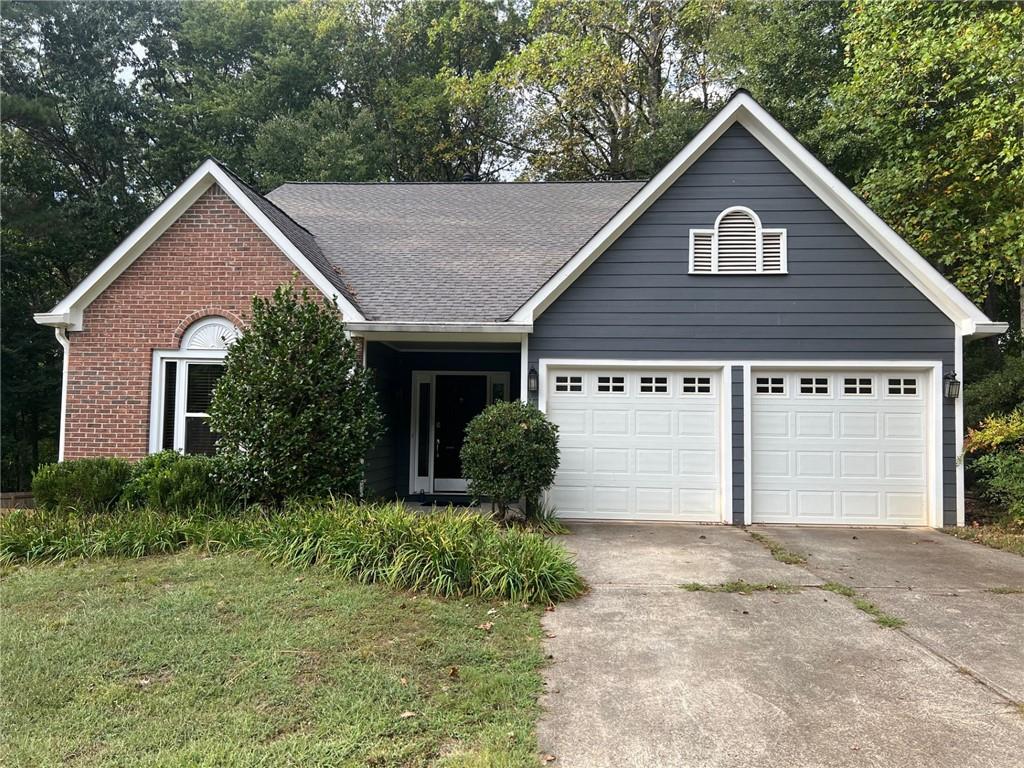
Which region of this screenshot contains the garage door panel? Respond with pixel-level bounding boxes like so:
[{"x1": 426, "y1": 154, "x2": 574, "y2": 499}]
[
  {"x1": 752, "y1": 369, "x2": 929, "y2": 526},
  {"x1": 547, "y1": 367, "x2": 723, "y2": 522}
]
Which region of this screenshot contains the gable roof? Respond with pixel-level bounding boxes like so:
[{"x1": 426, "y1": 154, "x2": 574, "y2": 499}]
[
  {"x1": 35, "y1": 159, "x2": 365, "y2": 330},
  {"x1": 265, "y1": 181, "x2": 642, "y2": 322},
  {"x1": 36, "y1": 92, "x2": 1004, "y2": 338},
  {"x1": 509, "y1": 91, "x2": 1004, "y2": 337}
]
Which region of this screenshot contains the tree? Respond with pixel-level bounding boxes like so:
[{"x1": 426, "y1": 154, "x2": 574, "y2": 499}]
[
  {"x1": 208, "y1": 284, "x2": 383, "y2": 504},
  {"x1": 1, "y1": 0, "x2": 162, "y2": 489},
  {"x1": 821, "y1": 0, "x2": 1023, "y2": 337}
]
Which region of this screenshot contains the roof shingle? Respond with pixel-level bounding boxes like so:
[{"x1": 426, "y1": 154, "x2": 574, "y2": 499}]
[{"x1": 265, "y1": 181, "x2": 643, "y2": 322}]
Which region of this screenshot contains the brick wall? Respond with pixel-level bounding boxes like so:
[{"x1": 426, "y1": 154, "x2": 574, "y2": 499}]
[{"x1": 63, "y1": 184, "x2": 318, "y2": 459}]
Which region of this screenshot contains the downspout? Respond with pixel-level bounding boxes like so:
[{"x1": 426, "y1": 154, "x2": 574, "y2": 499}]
[{"x1": 54, "y1": 327, "x2": 70, "y2": 462}]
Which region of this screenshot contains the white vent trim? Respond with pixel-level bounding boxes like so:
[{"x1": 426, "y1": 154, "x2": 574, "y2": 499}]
[{"x1": 689, "y1": 206, "x2": 787, "y2": 274}]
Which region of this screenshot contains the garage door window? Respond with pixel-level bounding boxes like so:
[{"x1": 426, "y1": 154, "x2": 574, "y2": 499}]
[
  {"x1": 681, "y1": 375, "x2": 712, "y2": 395},
  {"x1": 596, "y1": 375, "x2": 626, "y2": 393},
  {"x1": 755, "y1": 376, "x2": 785, "y2": 395},
  {"x1": 555, "y1": 375, "x2": 583, "y2": 393},
  {"x1": 843, "y1": 377, "x2": 873, "y2": 396},
  {"x1": 639, "y1": 375, "x2": 669, "y2": 394},
  {"x1": 799, "y1": 377, "x2": 829, "y2": 396},
  {"x1": 887, "y1": 377, "x2": 918, "y2": 396}
]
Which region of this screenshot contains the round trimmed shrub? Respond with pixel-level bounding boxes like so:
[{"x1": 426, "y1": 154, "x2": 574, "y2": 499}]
[
  {"x1": 208, "y1": 284, "x2": 384, "y2": 505},
  {"x1": 31, "y1": 457, "x2": 132, "y2": 514},
  {"x1": 460, "y1": 400, "x2": 560, "y2": 520},
  {"x1": 123, "y1": 451, "x2": 231, "y2": 512}
]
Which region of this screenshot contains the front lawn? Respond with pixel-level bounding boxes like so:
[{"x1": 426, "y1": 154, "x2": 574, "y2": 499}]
[{"x1": 1, "y1": 552, "x2": 545, "y2": 767}]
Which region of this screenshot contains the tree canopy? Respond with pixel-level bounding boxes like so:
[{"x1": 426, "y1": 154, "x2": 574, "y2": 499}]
[{"x1": 2, "y1": 0, "x2": 1021, "y2": 488}]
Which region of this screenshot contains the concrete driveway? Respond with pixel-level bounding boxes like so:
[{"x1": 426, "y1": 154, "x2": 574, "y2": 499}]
[{"x1": 538, "y1": 524, "x2": 1024, "y2": 768}]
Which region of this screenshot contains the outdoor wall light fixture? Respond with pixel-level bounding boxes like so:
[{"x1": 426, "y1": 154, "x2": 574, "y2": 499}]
[
  {"x1": 528, "y1": 367, "x2": 539, "y2": 395},
  {"x1": 943, "y1": 371, "x2": 961, "y2": 399}
]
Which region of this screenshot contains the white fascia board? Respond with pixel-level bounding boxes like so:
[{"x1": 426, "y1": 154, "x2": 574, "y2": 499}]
[
  {"x1": 348, "y1": 321, "x2": 532, "y2": 334},
  {"x1": 35, "y1": 159, "x2": 364, "y2": 331},
  {"x1": 511, "y1": 93, "x2": 997, "y2": 331}
]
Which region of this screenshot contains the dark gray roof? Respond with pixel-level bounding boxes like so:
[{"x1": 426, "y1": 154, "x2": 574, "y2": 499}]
[
  {"x1": 216, "y1": 163, "x2": 361, "y2": 311},
  {"x1": 265, "y1": 181, "x2": 644, "y2": 322}
]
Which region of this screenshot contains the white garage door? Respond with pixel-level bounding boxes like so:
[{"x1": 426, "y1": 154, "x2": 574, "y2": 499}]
[
  {"x1": 545, "y1": 368, "x2": 724, "y2": 521},
  {"x1": 751, "y1": 370, "x2": 931, "y2": 525}
]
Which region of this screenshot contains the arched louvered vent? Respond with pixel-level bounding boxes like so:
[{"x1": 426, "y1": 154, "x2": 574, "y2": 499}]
[
  {"x1": 181, "y1": 317, "x2": 240, "y2": 350},
  {"x1": 716, "y1": 209, "x2": 758, "y2": 273},
  {"x1": 689, "y1": 206, "x2": 787, "y2": 274}
]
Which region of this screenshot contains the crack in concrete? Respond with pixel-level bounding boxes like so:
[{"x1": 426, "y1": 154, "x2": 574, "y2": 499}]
[{"x1": 744, "y1": 530, "x2": 1024, "y2": 709}]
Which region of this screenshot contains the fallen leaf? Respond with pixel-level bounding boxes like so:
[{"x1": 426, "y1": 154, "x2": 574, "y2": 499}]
[
  {"x1": 400, "y1": 676, "x2": 408, "y2": 686},
  {"x1": 545, "y1": 604, "x2": 555, "y2": 612},
  {"x1": 448, "y1": 666, "x2": 460, "y2": 679},
  {"x1": 476, "y1": 621, "x2": 494, "y2": 632},
  {"x1": 541, "y1": 754, "x2": 557, "y2": 763},
  {"x1": 486, "y1": 608, "x2": 498, "y2": 616},
  {"x1": 399, "y1": 711, "x2": 416, "y2": 719},
  {"x1": 544, "y1": 632, "x2": 557, "y2": 638}
]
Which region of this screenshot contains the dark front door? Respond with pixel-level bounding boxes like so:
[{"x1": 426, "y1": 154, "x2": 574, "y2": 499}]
[{"x1": 433, "y1": 374, "x2": 488, "y2": 491}]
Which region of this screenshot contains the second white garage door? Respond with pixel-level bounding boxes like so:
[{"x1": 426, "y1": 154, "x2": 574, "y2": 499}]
[
  {"x1": 545, "y1": 367, "x2": 725, "y2": 522},
  {"x1": 751, "y1": 369, "x2": 932, "y2": 525}
]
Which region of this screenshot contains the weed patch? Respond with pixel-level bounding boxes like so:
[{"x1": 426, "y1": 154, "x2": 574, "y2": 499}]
[
  {"x1": 749, "y1": 532, "x2": 808, "y2": 565},
  {"x1": 986, "y1": 586, "x2": 1024, "y2": 594},
  {"x1": 821, "y1": 581, "x2": 857, "y2": 597},
  {"x1": 851, "y1": 597, "x2": 906, "y2": 628}
]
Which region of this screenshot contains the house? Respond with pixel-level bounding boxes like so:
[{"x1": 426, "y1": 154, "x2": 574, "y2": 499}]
[{"x1": 35, "y1": 92, "x2": 1007, "y2": 528}]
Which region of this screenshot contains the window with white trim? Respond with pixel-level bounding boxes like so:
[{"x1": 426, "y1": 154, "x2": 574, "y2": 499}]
[
  {"x1": 690, "y1": 206, "x2": 786, "y2": 274},
  {"x1": 639, "y1": 375, "x2": 669, "y2": 394},
  {"x1": 555, "y1": 375, "x2": 583, "y2": 393},
  {"x1": 887, "y1": 377, "x2": 918, "y2": 396},
  {"x1": 596, "y1": 375, "x2": 626, "y2": 393},
  {"x1": 680, "y1": 375, "x2": 712, "y2": 394},
  {"x1": 799, "y1": 376, "x2": 829, "y2": 395},
  {"x1": 153, "y1": 317, "x2": 239, "y2": 455},
  {"x1": 843, "y1": 377, "x2": 873, "y2": 395},
  {"x1": 755, "y1": 376, "x2": 785, "y2": 395}
]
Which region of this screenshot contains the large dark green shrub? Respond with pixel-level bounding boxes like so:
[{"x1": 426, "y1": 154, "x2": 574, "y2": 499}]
[
  {"x1": 123, "y1": 451, "x2": 231, "y2": 512},
  {"x1": 30, "y1": 457, "x2": 132, "y2": 514},
  {"x1": 209, "y1": 285, "x2": 383, "y2": 504},
  {"x1": 460, "y1": 400, "x2": 560, "y2": 520},
  {"x1": 965, "y1": 355, "x2": 1024, "y2": 428}
]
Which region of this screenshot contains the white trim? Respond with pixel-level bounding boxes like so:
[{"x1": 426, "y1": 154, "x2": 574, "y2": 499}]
[
  {"x1": 742, "y1": 364, "x2": 753, "y2": 525},
  {"x1": 55, "y1": 329, "x2": 70, "y2": 461},
  {"x1": 954, "y1": 334, "x2": 965, "y2": 527},
  {"x1": 744, "y1": 360, "x2": 945, "y2": 528},
  {"x1": 149, "y1": 349, "x2": 229, "y2": 454},
  {"x1": 349, "y1": 331, "x2": 528, "y2": 344},
  {"x1": 408, "y1": 370, "x2": 511, "y2": 496},
  {"x1": 347, "y1": 321, "x2": 532, "y2": 334},
  {"x1": 35, "y1": 159, "x2": 364, "y2": 332},
  {"x1": 509, "y1": 93, "x2": 995, "y2": 330},
  {"x1": 520, "y1": 334, "x2": 529, "y2": 403},
  {"x1": 538, "y1": 358, "x2": 732, "y2": 523}
]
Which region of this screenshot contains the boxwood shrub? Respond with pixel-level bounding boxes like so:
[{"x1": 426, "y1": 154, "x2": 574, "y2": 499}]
[
  {"x1": 123, "y1": 451, "x2": 232, "y2": 512},
  {"x1": 30, "y1": 457, "x2": 132, "y2": 514}
]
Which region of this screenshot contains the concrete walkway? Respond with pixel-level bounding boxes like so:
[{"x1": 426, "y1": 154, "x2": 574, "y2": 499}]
[{"x1": 537, "y1": 524, "x2": 1024, "y2": 768}]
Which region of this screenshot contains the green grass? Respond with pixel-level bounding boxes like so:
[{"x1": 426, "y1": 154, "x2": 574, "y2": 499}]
[
  {"x1": 821, "y1": 581, "x2": 857, "y2": 598},
  {"x1": 0, "y1": 501, "x2": 585, "y2": 605},
  {"x1": 748, "y1": 532, "x2": 808, "y2": 565},
  {"x1": 986, "y1": 586, "x2": 1024, "y2": 594},
  {"x1": 850, "y1": 597, "x2": 906, "y2": 629},
  {"x1": 0, "y1": 552, "x2": 545, "y2": 767},
  {"x1": 943, "y1": 523, "x2": 1024, "y2": 556},
  {"x1": 679, "y1": 580, "x2": 799, "y2": 594}
]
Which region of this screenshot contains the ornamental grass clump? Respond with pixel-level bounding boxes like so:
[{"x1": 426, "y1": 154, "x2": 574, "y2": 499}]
[{"x1": 1, "y1": 501, "x2": 586, "y2": 604}]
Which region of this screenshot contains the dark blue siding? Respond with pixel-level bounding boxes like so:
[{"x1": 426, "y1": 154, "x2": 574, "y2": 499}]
[
  {"x1": 364, "y1": 344, "x2": 520, "y2": 498},
  {"x1": 530, "y1": 124, "x2": 957, "y2": 525}
]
